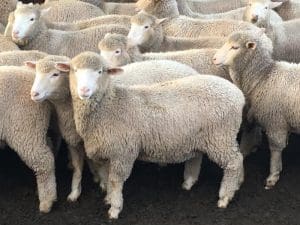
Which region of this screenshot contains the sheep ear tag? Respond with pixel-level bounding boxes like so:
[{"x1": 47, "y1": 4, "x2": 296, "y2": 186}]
[
  {"x1": 24, "y1": 61, "x2": 37, "y2": 69},
  {"x1": 55, "y1": 62, "x2": 70, "y2": 72},
  {"x1": 107, "y1": 68, "x2": 124, "y2": 76},
  {"x1": 246, "y1": 42, "x2": 256, "y2": 50}
]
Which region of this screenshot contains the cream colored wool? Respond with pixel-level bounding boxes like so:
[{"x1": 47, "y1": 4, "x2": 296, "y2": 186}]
[
  {"x1": 0, "y1": 0, "x2": 17, "y2": 25},
  {"x1": 0, "y1": 34, "x2": 19, "y2": 52}
]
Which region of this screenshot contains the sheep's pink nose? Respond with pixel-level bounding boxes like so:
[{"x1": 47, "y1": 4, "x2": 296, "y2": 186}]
[
  {"x1": 12, "y1": 31, "x2": 19, "y2": 38},
  {"x1": 251, "y1": 15, "x2": 258, "y2": 22},
  {"x1": 80, "y1": 87, "x2": 90, "y2": 94},
  {"x1": 31, "y1": 91, "x2": 40, "y2": 97},
  {"x1": 213, "y1": 57, "x2": 217, "y2": 61}
]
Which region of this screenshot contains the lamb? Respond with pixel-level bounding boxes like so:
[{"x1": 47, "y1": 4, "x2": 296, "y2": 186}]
[
  {"x1": 187, "y1": 0, "x2": 248, "y2": 14},
  {"x1": 244, "y1": 0, "x2": 300, "y2": 63},
  {"x1": 9, "y1": 3, "x2": 129, "y2": 57},
  {"x1": 0, "y1": 66, "x2": 56, "y2": 213},
  {"x1": 0, "y1": 0, "x2": 17, "y2": 25},
  {"x1": 0, "y1": 50, "x2": 46, "y2": 66},
  {"x1": 63, "y1": 51, "x2": 245, "y2": 218},
  {"x1": 0, "y1": 34, "x2": 19, "y2": 52},
  {"x1": 42, "y1": 0, "x2": 105, "y2": 23},
  {"x1": 128, "y1": 12, "x2": 227, "y2": 52},
  {"x1": 99, "y1": 33, "x2": 228, "y2": 79},
  {"x1": 135, "y1": 0, "x2": 257, "y2": 38},
  {"x1": 213, "y1": 28, "x2": 300, "y2": 190}
]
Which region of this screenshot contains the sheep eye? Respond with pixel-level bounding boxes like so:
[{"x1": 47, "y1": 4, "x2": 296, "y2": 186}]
[
  {"x1": 52, "y1": 73, "x2": 59, "y2": 77},
  {"x1": 265, "y1": 6, "x2": 268, "y2": 9},
  {"x1": 30, "y1": 18, "x2": 34, "y2": 21},
  {"x1": 231, "y1": 46, "x2": 239, "y2": 50},
  {"x1": 144, "y1": 25, "x2": 149, "y2": 29},
  {"x1": 115, "y1": 50, "x2": 120, "y2": 54},
  {"x1": 98, "y1": 70, "x2": 102, "y2": 74}
]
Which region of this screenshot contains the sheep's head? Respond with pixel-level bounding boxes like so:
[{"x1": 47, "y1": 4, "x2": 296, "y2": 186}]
[
  {"x1": 243, "y1": 0, "x2": 282, "y2": 27},
  {"x1": 68, "y1": 52, "x2": 123, "y2": 100},
  {"x1": 136, "y1": 0, "x2": 160, "y2": 14},
  {"x1": 213, "y1": 28, "x2": 273, "y2": 68},
  {"x1": 128, "y1": 12, "x2": 166, "y2": 50},
  {"x1": 11, "y1": 2, "x2": 50, "y2": 46},
  {"x1": 27, "y1": 56, "x2": 70, "y2": 102},
  {"x1": 99, "y1": 33, "x2": 135, "y2": 67}
]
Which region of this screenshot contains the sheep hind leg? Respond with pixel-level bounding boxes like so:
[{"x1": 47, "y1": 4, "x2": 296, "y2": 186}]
[
  {"x1": 182, "y1": 154, "x2": 203, "y2": 191},
  {"x1": 217, "y1": 151, "x2": 244, "y2": 209},
  {"x1": 265, "y1": 130, "x2": 287, "y2": 190},
  {"x1": 67, "y1": 146, "x2": 84, "y2": 202},
  {"x1": 106, "y1": 159, "x2": 134, "y2": 219}
]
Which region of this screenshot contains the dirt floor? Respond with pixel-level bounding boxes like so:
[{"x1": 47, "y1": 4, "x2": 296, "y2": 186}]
[{"x1": 0, "y1": 135, "x2": 300, "y2": 225}]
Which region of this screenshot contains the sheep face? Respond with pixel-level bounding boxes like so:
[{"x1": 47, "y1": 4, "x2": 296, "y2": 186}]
[
  {"x1": 243, "y1": 0, "x2": 282, "y2": 27},
  {"x1": 27, "y1": 60, "x2": 69, "y2": 102},
  {"x1": 11, "y1": 3, "x2": 50, "y2": 46}
]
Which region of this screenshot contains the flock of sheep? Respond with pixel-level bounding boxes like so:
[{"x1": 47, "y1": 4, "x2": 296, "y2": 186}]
[{"x1": 0, "y1": 0, "x2": 299, "y2": 220}]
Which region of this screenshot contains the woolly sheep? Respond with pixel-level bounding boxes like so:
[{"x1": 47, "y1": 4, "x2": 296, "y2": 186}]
[
  {"x1": 0, "y1": 0, "x2": 17, "y2": 25},
  {"x1": 0, "y1": 50, "x2": 46, "y2": 66},
  {"x1": 0, "y1": 66, "x2": 56, "y2": 213},
  {"x1": 187, "y1": 0, "x2": 247, "y2": 14},
  {"x1": 274, "y1": 0, "x2": 300, "y2": 20},
  {"x1": 0, "y1": 34, "x2": 19, "y2": 52},
  {"x1": 9, "y1": 3, "x2": 129, "y2": 57},
  {"x1": 99, "y1": 33, "x2": 228, "y2": 79},
  {"x1": 244, "y1": 1, "x2": 300, "y2": 63},
  {"x1": 213, "y1": 28, "x2": 300, "y2": 190},
  {"x1": 135, "y1": 0, "x2": 257, "y2": 38},
  {"x1": 63, "y1": 52, "x2": 245, "y2": 218},
  {"x1": 43, "y1": 0, "x2": 105, "y2": 23},
  {"x1": 127, "y1": 12, "x2": 226, "y2": 53}
]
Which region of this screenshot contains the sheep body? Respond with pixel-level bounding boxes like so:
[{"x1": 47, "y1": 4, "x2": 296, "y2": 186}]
[
  {"x1": 0, "y1": 50, "x2": 46, "y2": 66},
  {"x1": 0, "y1": 0, "x2": 17, "y2": 25},
  {"x1": 0, "y1": 34, "x2": 19, "y2": 52},
  {"x1": 0, "y1": 66, "x2": 56, "y2": 213},
  {"x1": 69, "y1": 52, "x2": 245, "y2": 219},
  {"x1": 188, "y1": 0, "x2": 247, "y2": 14},
  {"x1": 275, "y1": 0, "x2": 300, "y2": 20}
]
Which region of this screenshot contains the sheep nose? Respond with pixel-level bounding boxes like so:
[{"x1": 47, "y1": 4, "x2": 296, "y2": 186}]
[
  {"x1": 80, "y1": 87, "x2": 90, "y2": 94},
  {"x1": 251, "y1": 15, "x2": 258, "y2": 23},
  {"x1": 31, "y1": 91, "x2": 40, "y2": 97},
  {"x1": 213, "y1": 57, "x2": 216, "y2": 61},
  {"x1": 12, "y1": 31, "x2": 19, "y2": 38}
]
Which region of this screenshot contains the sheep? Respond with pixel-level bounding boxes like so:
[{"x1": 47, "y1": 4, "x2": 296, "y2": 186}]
[
  {"x1": 213, "y1": 28, "x2": 300, "y2": 190},
  {"x1": 0, "y1": 50, "x2": 46, "y2": 66},
  {"x1": 135, "y1": 0, "x2": 257, "y2": 38},
  {"x1": 9, "y1": 3, "x2": 129, "y2": 58},
  {"x1": 0, "y1": 34, "x2": 19, "y2": 52},
  {"x1": 244, "y1": 0, "x2": 300, "y2": 63},
  {"x1": 27, "y1": 53, "x2": 211, "y2": 195},
  {"x1": 274, "y1": 0, "x2": 300, "y2": 20},
  {"x1": 0, "y1": 66, "x2": 56, "y2": 213},
  {"x1": 42, "y1": 0, "x2": 105, "y2": 23},
  {"x1": 187, "y1": 0, "x2": 248, "y2": 14},
  {"x1": 128, "y1": 12, "x2": 227, "y2": 53},
  {"x1": 99, "y1": 33, "x2": 228, "y2": 79},
  {"x1": 0, "y1": 0, "x2": 17, "y2": 25},
  {"x1": 64, "y1": 52, "x2": 245, "y2": 219}
]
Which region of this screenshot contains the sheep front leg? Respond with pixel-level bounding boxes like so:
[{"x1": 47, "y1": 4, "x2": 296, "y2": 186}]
[
  {"x1": 218, "y1": 151, "x2": 243, "y2": 208},
  {"x1": 182, "y1": 154, "x2": 203, "y2": 191},
  {"x1": 240, "y1": 125, "x2": 262, "y2": 157},
  {"x1": 265, "y1": 130, "x2": 287, "y2": 190},
  {"x1": 67, "y1": 146, "x2": 84, "y2": 202},
  {"x1": 106, "y1": 159, "x2": 134, "y2": 219}
]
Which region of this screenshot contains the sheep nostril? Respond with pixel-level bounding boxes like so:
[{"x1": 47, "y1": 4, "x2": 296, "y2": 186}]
[
  {"x1": 80, "y1": 87, "x2": 90, "y2": 94},
  {"x1": 251, "y1": 15, "x2": 258, "y2": 23},
  {"x1": 31, "y1": 92, "x2": 40, "y2": 97}
]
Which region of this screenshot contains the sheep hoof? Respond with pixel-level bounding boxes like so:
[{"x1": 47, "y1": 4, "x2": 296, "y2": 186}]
[
  {"x1": 100, "y1": 181, "x2": 107, "y2": 193},
  {"x1": 104, "y1": 195, "x2": 111, "y2": 206},
  {"x1": 67, "y1": 191, "x2": 80, "y2": 202},
  {"x1": 108, "y1": 207, "x2": 120, "y2": 220},
  {"x1": 39, "y1": 201, "x2": 53, "y2": 213},
  {"x1": 265, "y1": 174, "x2": 280, "y2": 190},
  {"x1": 182, "y1": 178, "x2": 196, "y2": 191},
  {"x1": 217, "y1": 196, "x2": 229, "y2": 209}
]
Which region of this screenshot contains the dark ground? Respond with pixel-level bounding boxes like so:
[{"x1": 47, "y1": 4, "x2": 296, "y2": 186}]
[{"x1": 0, "y1": 134, "x2": 300, "y2": 225}]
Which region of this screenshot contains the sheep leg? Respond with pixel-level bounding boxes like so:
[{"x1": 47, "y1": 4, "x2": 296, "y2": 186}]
[
  {"x1": 182, "y1": 154, "x2": 203, "y2": 191},
  {"x1": 265, "y1": 130, "x2": 287, "y2": 190},
  {"x1": 98, "y1": 161, "x2": 109, "y2": 193},
  {"x1": 217, "y1": 151, "x2": 244, "y2": 209},
  {"x1": 240, "y1": 125, "x2": 262, "y2": 157},
  {"x1": 106, "y1": 159, "x2": 134, "y2": 219},
  {"x1": 67, "y1": 146, "x2": 84, "y2": 202},
  {"x1": 15, "y1": 145, "x2": 57, "y2": 213},
  {"x1": 86, "y1": 158, "x2": 101, "y2": 183}
]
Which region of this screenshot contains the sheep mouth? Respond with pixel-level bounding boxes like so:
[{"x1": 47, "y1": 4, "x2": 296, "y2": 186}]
[
  {"x1": 12, "y1": 37, "x2": 29, "y2": 46},
  {"x1": 31, "y1": 95, "x2": 48, "y2": 103}
]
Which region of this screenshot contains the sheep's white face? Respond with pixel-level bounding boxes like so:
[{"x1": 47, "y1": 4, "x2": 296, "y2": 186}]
[
  {"x1": 74, "y1": 68, "x2": 103, "y2": 100},
  {"x1": 12, "y1": 11, "x2": 37, "y2": 42},
  {"x1": 128, "y1": 22, "x2": 153, "y2": 46},
  {"x1": 213, "y1": 42, "x2": 243, "y2": 67},
  {"x1": 31, "y1": 69, "x2": 66, "y2": 102},
  {"x1": 244, "y1": 0, "x2": 282, "y2": 26}
]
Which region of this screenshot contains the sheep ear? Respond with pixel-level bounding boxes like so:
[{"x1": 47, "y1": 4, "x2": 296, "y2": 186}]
[
  {"x1": 107, "y1": 68, "x2": 124, "y2": 76},
  {"x1": 246, "y1": 42, "x2": 256, "y2": 50},
  {"x1": 155, "y1": 18, "x2": 167, "y2": 25},
  {"x1": 17, "y1": 1, "x2": 23, "y2": 7},
  {"x1": 41, "y1": 7, "x2": 51, "y2": 17},
  {"x1": 24, "y1": 61, "x2": 37, "y2": 69},
  {"x1": 55, "y1": 62, "x2": 70, "y2": 72},
  {"x1": 270, "y1": 2, "x2": 283, "y2": 8}
]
